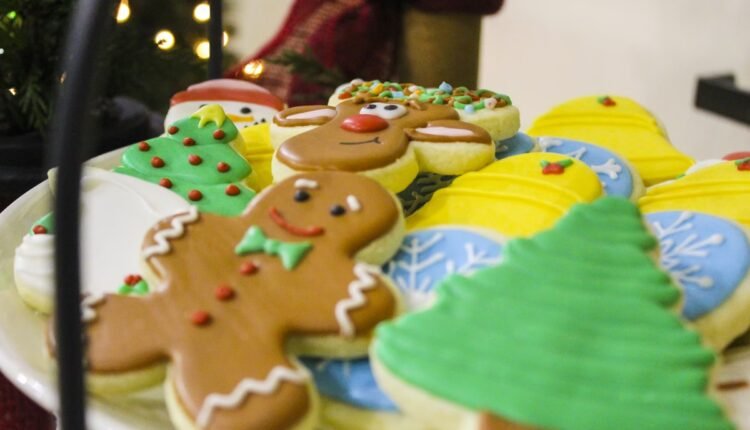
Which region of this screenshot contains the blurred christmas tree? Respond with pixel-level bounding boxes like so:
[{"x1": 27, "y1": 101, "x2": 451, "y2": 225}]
[{"x1": 0, "y1": 0, "x2": 235, "y2": 137}]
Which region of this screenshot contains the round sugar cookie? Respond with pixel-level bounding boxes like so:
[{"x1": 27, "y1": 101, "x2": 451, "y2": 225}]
[
  {"x1": 646, "y1": 211, "x2": 750, "y2": 350},
  {"x1": 302, "y1": 226, "x2": 504, "y2": 430},
  {"x1": 528, "y1": 95, "x2": 694, "y2": 185},
  {"x1": 406, "y1": 152, "x2": 604, "y2": 237},
  {"x1": 238, "y1": 123, "x2": 275, "y2": 191}
]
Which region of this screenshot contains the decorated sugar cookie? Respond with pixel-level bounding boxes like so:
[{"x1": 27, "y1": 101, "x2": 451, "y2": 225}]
[
  {"x1": 239, "y1": 123, "x2": 275, "y2": 191},
  {"x1": 407, "y1": 152, "x2": 603, "y2": 237},
  {"x1": 373, "y1": 198, "x2": 732, "y2": 430},
  {"x1": 528, "y1": 95, "x2": 694, "y2": 185},
  {"x1": 14, "y1": 168, "x2": 191, "y2": 312},
  {"x1": 329, "y1": 80, "x2": 520, "y2": 141},
  {"x1": 646, "y1": 211, "x2": 750, "y2": 349},
  {"x1": 271, "y1": 98, "x2": 497, "y2": 193},
  {"x1": 537, "y1": 136, "x2": 644, "y2": 200},
  {"x1": 165, "y1": 79, "x2": 284, "y2": 129},
  {"x1": 116, "y1": 104, "x2": 256, "y2": 216},
  {"x1": 302, "y1": 226, "x2": 504, "y2": 430},
  {"x1": 639, "y1": 158, "x2": 750, "y2": 228},
  {"x1": 62, "y1": 171, "x2": 405, "y2": 430}
]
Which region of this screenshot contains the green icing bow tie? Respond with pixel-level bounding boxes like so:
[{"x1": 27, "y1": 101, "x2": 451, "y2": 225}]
[{"x1": 234, "y1": 226, "x2": 312, "y2": 270}]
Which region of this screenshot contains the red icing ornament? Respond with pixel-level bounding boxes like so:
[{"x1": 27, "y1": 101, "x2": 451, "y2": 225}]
[
  {"x1": 217, "y1": 162, "x2": 230, "y2": 172},
  {"x1": 183, "y1": 137, "x2": 196, "y2": 146},
  {"x1": 225, "y1": 184, "x2": 240, "y2": 196},
  {"x1": 239, "y1": 261, "x2": 258, "y2": 275},
  {"x1": 338, "y1": 92, "x2": 352, "y2": 100},
  {"x1": 543, "y1": 163, "x2": 565, "y2": 175},
  {"x1": 213, "y1": 129, "x2": 226, "y2": 140},
  {"x1": 188, "y1": 189, "x2": 203, "y2": 201},
  {"x1": 168, "y1": 126, "x2": 179, "y2": 134},
  {"x1": 215, "y1": 284, "x2": 235, "y2": 301},
  {"x1": 124, "y1": 274, "x2": 142, "y2": 286},
  {"x1": 599, "y1": 96, "x2": 616, "y2": 107},
  {"x1": 340, "y1": 114, "x2": 389, "y2": 133},
  {"x1": 738, "y1": 160, "x2": 750, "y2": 171},
  {"x1": 138, "y1": 141, "x2": 150, "y2": 151},
  {"x1": 188, "y1": 154, "x2": 203, "y2": 165},
  {"x1": 32, "y1": 225, "x2": 48, "y2": 235},
  {"x1": 159, "y1": 178, "x2": 173, "y2": 188},
  {"x1": 190, "y1": 310, "x2": 211, "y2": 326},
  {"x1": 151, "y1": 157, "x2": 165, "y2": 168}
]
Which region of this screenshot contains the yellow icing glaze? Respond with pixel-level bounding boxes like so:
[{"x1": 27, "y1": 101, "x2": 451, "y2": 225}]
[
  {"x1": 639, "y1": 160, "x2": 750, "y2": 227},
  {"x1": 407, "y1": 153, "x2": 603, "y2": 237},
  {"x1": 190, "y1": 103, "x2": 227, "y2": 128},
  {"x1": 527, "y1": 95, "x2": 694, "y2": 186},
  {"x1": 238, "y1": 124, "x2": 274, "y2": 191}
]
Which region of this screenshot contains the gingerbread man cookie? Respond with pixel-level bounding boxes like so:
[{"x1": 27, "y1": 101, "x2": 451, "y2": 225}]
[
  {"x1": 63, "y1": 171, "x2": 405, "y2": 429},
  {"x1": 271, "y1": 98, "x2": 495, "y2": 193}
]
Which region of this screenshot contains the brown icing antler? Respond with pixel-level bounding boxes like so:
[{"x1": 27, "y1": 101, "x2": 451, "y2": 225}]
[{"x1": 77, "y1": 171, "x2": 402, "y2": 429}]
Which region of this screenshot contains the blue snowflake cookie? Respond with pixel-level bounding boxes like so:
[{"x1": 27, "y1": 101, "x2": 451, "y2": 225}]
[
  {"x1": 646, "y1": 211, "x2": 750, "y2": 320},
  {"x1": 495, "y1": 132, "x2": 536, "y2": 159},
  {"x1": 302, "y1": 227, "x2": 504, "y2": 411}
]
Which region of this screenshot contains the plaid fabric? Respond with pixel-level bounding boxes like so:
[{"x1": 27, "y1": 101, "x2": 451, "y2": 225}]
[{"x1": 0, "y1": 372, "x2": 54, "y2": 430}]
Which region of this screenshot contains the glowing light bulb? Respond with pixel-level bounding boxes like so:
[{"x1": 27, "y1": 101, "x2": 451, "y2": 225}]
[
  {"x1": 223, "y1": 31, "x2": 229, "y2": 47},
  {"x1": 154, "y1": 30, "x2": 175, "y2": 50},
  {"x1": 116, "y1": 0, "x2": 130, "y2": 23},
  {"x1": 193, "y1": 2, "x2": 210, "y2": 22},
  {"x1": 242, "y1": 60, "x2": 265, "y2": 79},
  {"x1": 0, "y1": 48, "x2": 4, "y2": 55},
  {"x1": 194, "y1": 40, "x2": 210, "y2": 60},
  {"x1": 9, "y1": 88, "x2": 17, "y2": 96}
]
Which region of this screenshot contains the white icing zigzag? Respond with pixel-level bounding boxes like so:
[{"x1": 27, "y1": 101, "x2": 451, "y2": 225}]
[
  {"x1": 652, "y1": 211, "x2": 725, "y2": 288},
  {"x1": 196, "y1": 365, "x2": 308, "y2": 428},
  {"x1": 142, "y1": 206, "x2": 200, "y2": 259},
  {"x1": 335, "y1": 263, "x2": 381, "y2": 338},
  {"x1": 81, "y1": 293, "x2": 105, "y2": 323}
]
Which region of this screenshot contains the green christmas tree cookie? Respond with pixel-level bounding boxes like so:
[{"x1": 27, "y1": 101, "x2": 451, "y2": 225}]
[
  {"x1": 373, "y1": 197, "x2": 732, "y2": 430},
  {"x1": 115, "y1": 104, "x2": 255, "y2": 216}
]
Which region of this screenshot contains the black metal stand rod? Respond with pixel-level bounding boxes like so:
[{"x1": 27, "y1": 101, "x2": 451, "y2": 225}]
[
  {"x1": 208, "y1": 0, "x2": 223, "y2": 79},
  {"x1": 49, "y1": 0, "x2": 115, "y2": 429}
]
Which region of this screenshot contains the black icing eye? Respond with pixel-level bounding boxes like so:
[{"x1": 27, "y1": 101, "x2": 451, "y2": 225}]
[
  {"x1": 384, "y1": 104, "x2": 398, "y2": 110},
  {"x1": 366, "y1": 104, "x2": 377, "y2": 110},
  {"x1": 330, "y1": 204, "x2": 346, "y2": 216},
  {"x1": 241, "y1": 107, "x2": 252, "y2": 114},
  {"x1": 294, "y1": 190, "x2": 310, "y2": 202},
  {"x1": 261, "y1": 118, "x2": 266, "y2": 123}
]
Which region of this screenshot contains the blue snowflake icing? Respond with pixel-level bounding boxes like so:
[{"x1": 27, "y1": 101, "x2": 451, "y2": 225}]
[
  {"x1": 646, "y1": 211, "x2": 750, "y2": 320},
  {"x1": 495, "y1": 132, "x2": 536, "y2": 159},
  {"x1": 302, "y1": 227, "x2": 504, "y2": 411},
  {"x1": 538, "y1": 136, "x2": 634, "y2": 198}
]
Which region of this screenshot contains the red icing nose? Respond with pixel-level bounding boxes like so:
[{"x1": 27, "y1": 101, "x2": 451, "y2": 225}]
[{"x1": 340, "y1": 114, "x2": 389, "y2": 133}]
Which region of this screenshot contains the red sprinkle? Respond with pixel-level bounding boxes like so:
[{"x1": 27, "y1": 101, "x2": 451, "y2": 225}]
[
  {"x1": 183, "y1": 137, "x2": 196, "y2": 146},
  {"x1": 214, "y1": 284, "x2": 235, "y2": 301},
  {"x1": 190, "y1": 310, "x2": 211, "y2": 326},
  {"x1": 188, "y1": 154, "x2": 203, "y2": 165},
  {"x1": 188, "y1": 189, "x2": 203, "y2": 201},
  {"x1": 225, "y1": 184, "x2": 240, "y2": 196},
  {"x1": 217, "y1": 162, "x2": 230, "y2": 172},
  {"x1": 239, "y1": 261, "x2": 258, "y2": 275},
  {"x1": 338, "y1": 92, "x2": 352, "y2": 100},
  {"x1": 151, "y1": 156, "x2": 165, "y2": 168},
  {"x1": 138, "y1": 141, "x2": 150, "y2": 151},
  {"x1": 213, "y1": 129, "x2": 226, "y2": 140},
  {"x1": 159, "y1": 178, "x2": 173, "y2": 188},
  {"x1": 32, "y1": 225, "x2": 48, "y2": 235},
  {"x1": 124, "y1": 274, "x2": 142, "y2": 286},
  {"x1": 168, "y1": 126, "x2": 179, "y2": 134}
]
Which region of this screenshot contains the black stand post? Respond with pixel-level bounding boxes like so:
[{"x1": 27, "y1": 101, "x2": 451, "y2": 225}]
[{"x1": 209, "y1": 0, "x2": 223, "y2": 79}]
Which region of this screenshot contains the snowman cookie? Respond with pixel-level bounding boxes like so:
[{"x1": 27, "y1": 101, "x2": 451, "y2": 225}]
[{"x1": 57, "y1": 171, "x2": 405, "y2": 430}]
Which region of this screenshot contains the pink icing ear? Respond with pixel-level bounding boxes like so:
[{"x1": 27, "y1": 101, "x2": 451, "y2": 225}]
[
  {"x1": 274, "y1": 105, "x2": 338, "y2": 127},
  {"x1": 414, "y1": 125, "x2": 477, "y2": 138},
  {"x1": 404, "y1": 119, "x2": 493, "y2": 144},
  {"x1": 285, "y1": 108, "x2": 336, "y2": 121}
]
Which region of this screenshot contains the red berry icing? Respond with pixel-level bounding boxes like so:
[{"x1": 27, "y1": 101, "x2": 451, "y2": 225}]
[
  {"x1": 151, "y1": 157, "x2": 165, "y2": 168},
  {"x1": 32, "y1": 225, "x2": 48, "y2": 235},
  {"x1": 188, "y1": 154, "x2": 203, "y2": 165},
  {"x1": 188, "y1": 189, "x2": 203, "y2": 201},
  {"x1": 225, "y1": 184, "x2": 241, "y2": 196},
  {"x1": 159, "y1": 178, "x2": 173, "y2": 188},
  {"x1": 540, "y1": 159, "x2": 573, "y2": 175},
  {"x1": 183, "y1": 137, "x2": 196, "y2": 146},
  {"x1": 217, "y1": 162, "x2": 230, "y2": 172},
  {"x1": 138, "y1": 141, "x2": 150, "y2": 151},
  {"x1": 214, "y1": 284, "x2": 235, "y2": 301},
  {"x1": 213, "y1": 129, "x2": 226, "y2": 140},
  {"x1": 239, "y1": 261, "x2": 258, "y2": 275},
  {"x1": 124, "y1": 274, "x2": 142, "y2": 286},
  {"x1": 338, "y1": 92, "x2": 352, "y2": 100},
  {"x1": 598, "y1": 95, "x2": 616, "y2": 107},
  {"x1": 190, "y1": 310, "x2": 211, "y2": 326},
  {"x1": 168, "y1": 126, "x2": 179, "y2": 134},
  {"x1": 737, "y1": 159, "x2": 750, "y2": 171}
]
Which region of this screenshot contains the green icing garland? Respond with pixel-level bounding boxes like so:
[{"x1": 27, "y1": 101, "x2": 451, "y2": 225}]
[
  {"x1": 374, "y1": 197, "x2": 732, "y2": 430},
  {"x1": 115, "y1": 104, "x2": 255, "y2": 216}
]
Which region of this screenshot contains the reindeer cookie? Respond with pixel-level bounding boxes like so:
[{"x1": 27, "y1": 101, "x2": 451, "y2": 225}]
[
  {"x1": 65, "y1": 172, "x2": 405, "y2": 430},
  {"x1": 270, "y1": 98, "x2": 496, "y2": 193}
]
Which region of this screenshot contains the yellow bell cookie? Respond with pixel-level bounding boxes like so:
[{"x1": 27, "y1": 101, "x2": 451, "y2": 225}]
[
  {"x1": 639, "y1": 158, "x2": 750, "y2": 227},
  {"x1": 528, "y1": 95, "x2": 694, "y2": 186},
  {"x1": 238, "y1": 123, "x2": 274, "y2": 191},
  {"x1": 406, "y1": 152, "x2": 603, "y2": 237}
]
